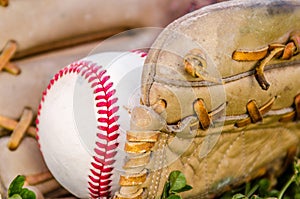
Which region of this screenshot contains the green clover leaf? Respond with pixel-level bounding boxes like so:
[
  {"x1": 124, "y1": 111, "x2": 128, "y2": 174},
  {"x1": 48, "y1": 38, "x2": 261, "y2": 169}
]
[
  {"x1": 169, "y1": 170, "x2": 187, "y2": 193},
  {"x1": 160, "y1": 170, "x2": 192, "y2": 199},
  {"x1": 8, "y1": 175, "x2": 25, "y2": 197},
  {"x1": 167, "y1": 195, "x2": 182, "y2": 199},
  {"x1": 8, "y1": 175, "x2": 36, "y2": 199}
]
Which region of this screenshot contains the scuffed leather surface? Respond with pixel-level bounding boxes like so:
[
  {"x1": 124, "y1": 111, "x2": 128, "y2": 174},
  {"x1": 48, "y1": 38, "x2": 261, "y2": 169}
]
[
  {"x1": 142, "y1": 0, "x2": 300, "y2": 123},
  {"x1": 0, "y1": 0, "x2": 196, "y2": 58},
  {"x1": 135, "y1": 0, "x2": 300, "y2": 198},
  {"x1": 146, "y1": 122, "x2": 300, "y2": 198},
  {"x1": 147, "y1": 64, "x2": 300, "y2": 124},
  {"x1": 126, "y1": 105, "x2": 300, "y2": 198}
]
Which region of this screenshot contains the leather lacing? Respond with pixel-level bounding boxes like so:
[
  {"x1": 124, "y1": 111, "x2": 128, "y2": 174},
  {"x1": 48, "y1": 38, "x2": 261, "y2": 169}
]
[
  {"x1": 184, "y1": 31, "x2": 300, "y2": 129},
  {"x1": 0, "y1": 0, "x2": 8, "y2": 7},
  {"x1": 115, "y1": 32, "x2": 300, "y2": 198},
  {"x1": 184, "y1": 48, "x2": 223, "y2": 84},
  {"x1": 184, "y1": 48, "x2": 207, "y2": 79},
  {"x1": 114, "y1": 92, "x2": 300, "y2": 198},
  {"x1": 234, "y1": 97, "x2": 276, "y2": 128},
  {"x1": 0, "y1": 40, "x2": 20, "y2": 75},
  {"x1": 114, "y1": 105, "x2": 164, "y2": 199},
  {"x1": 114, "y1": 130, "x2": 160, "y2": 199},
  {"x1": 194, "y1": 94, "x2": 300, "y2": 129},
  {"x1": 0, "y1": 40, "x2": 30, "y2": 150},
  {"x1": 0, "y1": 107, "x2": 36, "y2": 150},
  {"x1": 279, "y1": 94, "x2": 300, "y2": 122},
  {"x1": 233, "y1": 30, "x2": 300, "y2": 90}
]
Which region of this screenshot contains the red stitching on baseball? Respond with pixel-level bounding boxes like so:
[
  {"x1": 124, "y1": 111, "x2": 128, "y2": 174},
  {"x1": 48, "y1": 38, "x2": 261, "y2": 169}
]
[
  {"x1": 94, "y1": 149, "x2": 117, "y2": 158},
  {"x1": 36, "y1": 60, "x2": 120, "y2": 199},
  {"x1": 96, "y1": 142, "x2": 119, "y2": 150},
  {"x1": 131, "y1": 49, "x2": 148, "y2": 58},
  {"x1": 97, "y1": 106, "x2": 119, "y2": 116},
  {"x1": 94, "y1": 82, "x2": 114, "y2": 94},
  {"x1": 97, "y1": 133, "x2": 119, "y2": 142}
]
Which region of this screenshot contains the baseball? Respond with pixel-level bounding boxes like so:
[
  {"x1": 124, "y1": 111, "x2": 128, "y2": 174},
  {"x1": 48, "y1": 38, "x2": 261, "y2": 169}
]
[{"x1": 36, "y1": 50, "x2": 147, "y2": 198}]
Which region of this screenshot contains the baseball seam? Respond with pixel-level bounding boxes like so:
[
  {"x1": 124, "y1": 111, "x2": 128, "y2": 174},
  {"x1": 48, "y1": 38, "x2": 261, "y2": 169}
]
[
  {"x1": 131, "y1": 49, "x2": 148, "y2": 58},
  {"x1": 36, "y1": 61, "x2": 120, "y2": 199}
]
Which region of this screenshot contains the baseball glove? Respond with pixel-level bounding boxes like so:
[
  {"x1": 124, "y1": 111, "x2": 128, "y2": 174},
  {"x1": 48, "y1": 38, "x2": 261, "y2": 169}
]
[
  {"x1": 0, "y1": 0, "x2": 201, "y2": 59},
  {"x1": 115, "y1": 0, "x2": 300, "y2": 198},
  {"x1": 0, "y1": 1, "x2": 207, "y2": 197}
]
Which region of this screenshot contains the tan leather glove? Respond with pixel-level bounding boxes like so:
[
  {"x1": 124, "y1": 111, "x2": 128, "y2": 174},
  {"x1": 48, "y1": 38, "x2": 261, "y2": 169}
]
[
  {"x1": 115, "y1": 0, "x2": 300, "y2": 198},
  {"x1": 0, "y1": 0, "x2": 198, "y2": 59},
  {"x1": 0, "y1": 1, "x2": 226, "y2": 198}
]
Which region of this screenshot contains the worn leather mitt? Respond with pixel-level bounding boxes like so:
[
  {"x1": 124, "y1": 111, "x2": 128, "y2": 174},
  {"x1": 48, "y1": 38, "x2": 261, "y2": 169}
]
[{"x1": 115, "y1": 0, "x2": 300, "y2": 198}]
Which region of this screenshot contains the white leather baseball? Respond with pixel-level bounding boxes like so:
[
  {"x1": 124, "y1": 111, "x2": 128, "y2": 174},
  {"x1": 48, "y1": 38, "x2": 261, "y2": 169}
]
[{"x1": 36, "y1": 50, "x2": 146, "y2": 198}]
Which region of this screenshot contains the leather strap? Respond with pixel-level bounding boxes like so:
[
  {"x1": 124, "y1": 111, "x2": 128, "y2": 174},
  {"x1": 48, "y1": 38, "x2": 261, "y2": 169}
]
[
  {"x1": 246, "y1": 100, "x2": 263, "y2": 123},
  {"x1": 127, "y1": 131, "x2": 160, "y2": 142},
  {"x1": 232, "y1": 46, "x2": 269, "y2": 61},
  {"x1": 0, "y1": 0, "x2": 8, "y2": 7},
  {"x1": 279, "y1": 93, "x2": 300, "y2": 122},
  {"x1": 119, "y1": 169, "x2": 148, "y2": 186},
  {"x1": 6, "y1": 107, "x2": 34, "y2": 150},
  {"x1": 235, "y1": 97, "x2": 275, "y2": 128},
  {"x1": 184, "y1": 48, "x2": 207, "y2": 78},
  {"x1": 193, "y1": 98, "x2": 211, "y2": 130},
  {"x1": 233, "y1": 30, "x2": 300, "y2": 90},
  {"x1": 0, "y1": 40, "x2": 20, "y2": 75},
  {"x1": 0, "y1": 109, "x2": 36, "y2": 138},
  {"x1": 255, "y1": 47, "x2": 284, "y2": 90},
  {"x1": 125, "y1": 142, "x2": 155, "y2": 154}
]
